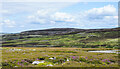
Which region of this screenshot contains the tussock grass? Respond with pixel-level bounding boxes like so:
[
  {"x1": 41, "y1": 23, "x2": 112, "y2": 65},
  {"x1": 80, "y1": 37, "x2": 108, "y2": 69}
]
[{"x1": 2, "y1": 47, "x2": 118, "y2": 67}]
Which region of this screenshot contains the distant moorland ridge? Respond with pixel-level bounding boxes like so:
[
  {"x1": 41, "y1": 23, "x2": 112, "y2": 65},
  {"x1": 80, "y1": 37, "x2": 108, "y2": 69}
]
[
  {"x1": 20, "y1": 27, "x2": 120, "y2": 35},
  {"x1": 1, "y1": 27, "x2": 120, "y2": 48}
]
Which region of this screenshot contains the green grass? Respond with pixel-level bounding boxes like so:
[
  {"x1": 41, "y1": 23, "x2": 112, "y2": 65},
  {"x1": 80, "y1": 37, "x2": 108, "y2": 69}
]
[
  {"x1": 2, "y1": 31, "x2": 119, "y2": 48},
  {"x1": 2, "y1": 47, "x2": 119, "y2": 67}
]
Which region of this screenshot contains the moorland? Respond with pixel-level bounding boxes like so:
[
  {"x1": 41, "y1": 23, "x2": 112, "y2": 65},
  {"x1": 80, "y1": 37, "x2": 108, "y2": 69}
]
[{"x1": 1, "y1": 27, "x2": 120, "y2": 67}]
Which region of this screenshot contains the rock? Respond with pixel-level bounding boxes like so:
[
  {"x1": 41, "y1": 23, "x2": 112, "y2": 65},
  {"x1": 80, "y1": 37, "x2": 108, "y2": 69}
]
[
  {"x1": 32, "y1": 49, "x2": 36, "y2": 51},
  {"x1": 46, "y1": 64, "x2": 53, "y2": 66},
  {"x1": 67, "y1": 58, "x2": 69, "y2": 61},
  {"x1": 32, "y1": 61, "x2": 45, "y2": 65},
  {"x1": 49, "y1": 58, "x2": 54, "y2": 60},
  {"x1": 14, "y1": 66, "x2": 18, "y2": 67}
]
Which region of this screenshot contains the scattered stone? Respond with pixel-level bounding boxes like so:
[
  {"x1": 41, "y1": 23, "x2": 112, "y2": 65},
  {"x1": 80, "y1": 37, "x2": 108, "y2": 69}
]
[
  {"x1": 67, "y1": 59, "x2": 69, "y2": 61},
  {"x1": 32, "y1": 49, "x2": 36, "y2": 51},
  {"x1": 49, "y1": 57, "x2": 54, "y2": 60},
  {"x1": 32, "y1": 61, "x2": 45, "y2": 65},
  {"x1": 46, "y1": 64, "x2": 53, "y2": 66},
  {"x1": 14, "y1": 66, "x2": 18, "y2": 67}
]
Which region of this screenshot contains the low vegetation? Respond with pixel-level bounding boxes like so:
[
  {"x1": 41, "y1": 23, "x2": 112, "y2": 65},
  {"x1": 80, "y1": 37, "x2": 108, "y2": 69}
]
[
  {"x1": 1, "y1": 28, "x2": 119, "y2": 67},
  {"x1": 2, "y1": 47, "x2": 119, "y2": 67},
  {"x1": 2, "y1": 31, "x2": 119, "y2": 48}
]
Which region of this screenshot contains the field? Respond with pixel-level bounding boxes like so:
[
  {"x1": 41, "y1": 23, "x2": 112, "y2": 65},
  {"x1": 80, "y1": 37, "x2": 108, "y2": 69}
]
[{"x1": 2, "y1": 47, "x2": 119, "y2": 67}]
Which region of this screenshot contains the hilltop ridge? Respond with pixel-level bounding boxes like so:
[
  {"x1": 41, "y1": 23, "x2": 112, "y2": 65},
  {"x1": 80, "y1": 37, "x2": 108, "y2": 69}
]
[{"x1": 20, "y1": 27, "x2": 120, "y2": 35}]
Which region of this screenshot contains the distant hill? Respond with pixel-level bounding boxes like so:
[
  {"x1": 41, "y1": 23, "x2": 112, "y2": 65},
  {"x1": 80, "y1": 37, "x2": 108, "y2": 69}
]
[
  {"x1": 20, "y1": 27, "x2": 120, "y2": 35},
  {"x1": 1, "y1": 27, "x2": 120, "y2": 48}
]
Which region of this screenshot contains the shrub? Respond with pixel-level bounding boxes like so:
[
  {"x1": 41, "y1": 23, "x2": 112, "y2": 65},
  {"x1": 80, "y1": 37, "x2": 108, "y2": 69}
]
[
  {"x1": 80, "y1": 58, "x2": 86, "y2": 62},
  {"x1": 2, "y1": 62, "x2": 10, "y2": 66}
]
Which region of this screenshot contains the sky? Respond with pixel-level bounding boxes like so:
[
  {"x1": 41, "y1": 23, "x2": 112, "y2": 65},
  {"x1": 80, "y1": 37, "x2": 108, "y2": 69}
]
[{"x1": 0, "y1": 2, "x2": 118, "y2": 33}]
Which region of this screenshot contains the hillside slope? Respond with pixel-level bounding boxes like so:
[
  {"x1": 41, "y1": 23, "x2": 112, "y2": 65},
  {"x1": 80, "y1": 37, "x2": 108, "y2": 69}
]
[{"x1": 2, "y1": 27, "x2": 120, "y2": 48}]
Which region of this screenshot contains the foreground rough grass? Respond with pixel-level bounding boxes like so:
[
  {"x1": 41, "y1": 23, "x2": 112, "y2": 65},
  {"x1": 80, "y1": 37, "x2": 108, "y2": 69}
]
[{"x1": 2, "y1": 47, "x2": 119, "y2": 67}]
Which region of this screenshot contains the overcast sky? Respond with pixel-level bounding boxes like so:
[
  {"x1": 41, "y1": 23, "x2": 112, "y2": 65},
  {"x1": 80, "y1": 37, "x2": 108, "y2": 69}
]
[{"x1": 0, "y1": 2, "x2": 118, "y2": 33}]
